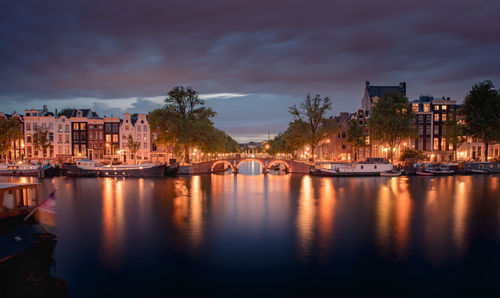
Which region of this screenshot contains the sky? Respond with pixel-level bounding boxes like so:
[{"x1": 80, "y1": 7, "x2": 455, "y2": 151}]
[{"x1": 1, "y1": 0, "x2": 499, "y2": 142}]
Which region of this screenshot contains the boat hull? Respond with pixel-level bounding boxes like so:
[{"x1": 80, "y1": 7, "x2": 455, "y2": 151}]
[
  {"x1": 62, "y1": 164, "x2": 177, "y2": 177},
  {"x1": 312, "y1": 170, "x2": 389, "y2": 177}
]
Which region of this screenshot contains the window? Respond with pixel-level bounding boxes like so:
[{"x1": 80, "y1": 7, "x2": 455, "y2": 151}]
[
  {"x1": 144, "y1": 142, "x2": 148, "y2": 149},
  {"x1": 442, "y1": 126, "x2": 446, "y2": 135},
  {"x1": 442, "y1": 114, "x2": 446, "y2": 122},
  {"x1": 48, "y1": 123, "x2": 54, "y2": 130},
  {"x1": 125, "y1": 126, "x2": 129, "y2": 130},
  {"x1": 434, "y1": 114, "x2": 439, "y2": 121},
  {"x1": 58, "y1": 124, "x2": 62, "y2": 132},
  {"x1": 426, "y1": 115, "x2": 431, "y2": 123},
  {"x1": 65, "y1": 135, "x2": 69, "y2": 143},
  {"x1": 65, "y1": 125, "x2": 69, "y2": 132},
  {"x1": 73, "y1": 145, "x2": 79, "y2": 155},
  {"x1": 89, "y1": 132, "x2": 93, "y2": 140},
  {"x1": 442, "y1": 105, "x2": 447, "y2": 110},
  {"x1": 73, "y1": 132, "x2": 79, "y2": 141},
  {"x1": 105, "y1": 124, "x2": 111, "y2": 132},
  {"x1": 478, "y1": 146, "x2": 482, "y2": 156},
  {"x1": 49, "y1": 132, "x2": 54, "y2": 141},
  {"x1": 27, "y1": 135, "x2": 32, "y2": 143},
  {"x1": 412, "y1": 104, "x2": 419, "y2": 112},
  {"x1": 112, "y1": 124, "x2": 119, "y2": 132},
  {"x1": 26, "y1": 123, "x2": 31, "y2": 131},
  {"x1": 73, "y1": 123, "x2": 79, "y2": 130},
  {"x1": 80, "y1": 123, "x2": 86, "y2": 130},
  {"x1": 99, "y1": 132, "x2": 103, "y2": 140},
  {"x1": 426, "y1": 125, "x2": 431, "y2": 134},
  {"x1": 434, "y1": 125, "x2": 439, "y2": 135},
  {"x1": 27, "y1": 146, "x2": 32, "y2": 157},
  {"x1": 423, "y1": 104, "x2": 430, "y2": 112},
  {"x1": 418, "y1": 125, "x2": 423, "y2": 134},
  {"x1": 441, "y1": 138, "x2": 446, "y2": 150},
  {"x1": 81, "y1": 145, "x2": 86, "y2": 155},
  {"x1": 113, "y1": 135, "x2": 118, "y2": 142},
  {"x1": 106, "y1": 135, "x2": 111, "y2": 142},
  {"x1": 418, "y1": 115, "x2": 423, "y2": 123},
  {"x1": 434, "y1": 138, "x2": 439, "y2": 150},
  {"x1": 137, "y1": 126, "x2": 141, "y2": 132},
  {"x1": 58, "y1": 135, "x2": 62, "y2": 143}
]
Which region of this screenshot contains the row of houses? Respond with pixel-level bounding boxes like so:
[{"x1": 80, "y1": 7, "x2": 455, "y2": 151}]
[
  {"x1": 1, "y1": 106, "x2": 175, "y2": 164},
  {"x1": 308, "y1": 81, "x2": 500, "y2": 162}
]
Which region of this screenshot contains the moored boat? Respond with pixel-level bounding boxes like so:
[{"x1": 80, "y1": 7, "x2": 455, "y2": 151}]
[
  {"x1": 380, "y1": 170, "x2": 402, "y2": 177},
  {"x1": 313, "y1": 161, "x2": 393, "y2": 177},
  {"x1": 62, "y1": 159, "x2": 177, "y2": 177},
  {"x1": 425, "y1": 166, "x2": 455, "y2": 175},
  {"x1": 464, "y1": 162, "x2": 499, "y2": 174},
  {"x1": 416, "y1": 171, "x2": 433, "y2": 176},
  {"x1": 0, "y1": 164, "x2": 55, "y2": 177}
]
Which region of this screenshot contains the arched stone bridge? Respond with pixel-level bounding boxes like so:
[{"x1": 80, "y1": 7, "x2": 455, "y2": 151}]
[{"x1": 189, "y1": 158, "x2": 312, "y2": 174}]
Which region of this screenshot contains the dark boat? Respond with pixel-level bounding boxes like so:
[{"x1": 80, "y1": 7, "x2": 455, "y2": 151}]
[
  {"x1": 62, "y1": 159, "x2": 177, "y2": 177},
  {"x1": 465, "y1": 162, "x2": 500, "y2": 174},
  {"x1": 0, "y1": 183, "x2": 66, "y2": 298}
]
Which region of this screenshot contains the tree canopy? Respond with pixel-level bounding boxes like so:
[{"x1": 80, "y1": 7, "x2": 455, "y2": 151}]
[
  {"x1": 126, "y1": 135, "x2": 141, "y2": 164},
  {"x1": 0, "y1": 117, "x2": 23, "y2": 158},
  {"x1": 346, "y1": 119, "x2": 366, "y2": 161},
  {"x1": 369, "y1": 91, "x2": 416, "y2": 162},
  {"x1": 148, "y1": 86, "x2": 238, "y2": 162},
  {"x1": 444, "y1": 110, "x2": 466, "y2": 161},
  {"x1": 288, "y1": 94, "x2": 338, "y2": 161},
  {"x1": 57, "y1": 108, "x2": 73, "y2": 118},
  {"x1": 33, "y1": 127, "x2": 51, "y2": 157},
  {"x1": 461, "y1": 80, "x2": 500, "y2": 161}
]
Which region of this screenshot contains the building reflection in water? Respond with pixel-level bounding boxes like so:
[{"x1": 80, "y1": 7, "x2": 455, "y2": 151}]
[
  {"x1": 172, "y1": 176, "x2": 205, "y2": 257},
  {"x1": 453, "y1": 180, "x2": 468, "y2": 258},
  {"x1": 101, "y1": 178, "x2": 126, "y2": 269},
  {"x1": 317, "y1": 178, "x2": 336, "y2": 263},
  {"x1": 376, "y1": 177, "x2": 412, "y2": 261},
  {"x1": 297, "y1": 175, "x2": 316, "y2": 261}
]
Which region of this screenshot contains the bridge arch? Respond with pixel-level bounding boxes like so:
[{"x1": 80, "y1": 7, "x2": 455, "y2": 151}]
[
  {"x1": 235, "y1": 158, "x2": 266, "y2": 172},
  {"x1": 266, "y1": 160, "x2": 290, "y2": 173},
  {"x1": 210, "y1": 160, "x2": 235, "y2": 173}
]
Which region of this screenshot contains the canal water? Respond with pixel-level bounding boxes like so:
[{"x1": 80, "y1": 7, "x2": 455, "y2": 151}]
[{"x1": 2, "y1": 162, "x2": 500, "y2": 297}]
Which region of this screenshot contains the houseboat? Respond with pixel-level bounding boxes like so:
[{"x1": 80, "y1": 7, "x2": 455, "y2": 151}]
[
  {"x1": 0, "y1": 163, "x2": 55, "y2": 177},
  {"x1": 0, "y1": 183, "x2": 62, "y2": 296},
  {"x1": 313, "y1": 161, "x2": 394, "y2": 177},
  {"x1": 425, "y1": 165, "x2": 455, "y2": 175},
  {"x1": 464, "y1": 162, "x2": 500, "y2": 174},
  {"x1": 62, "y1": 159, "x2": 178, "y2": 177}
]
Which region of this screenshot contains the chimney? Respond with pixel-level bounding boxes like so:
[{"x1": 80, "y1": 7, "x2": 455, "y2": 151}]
[
  {"x1": 43, "y1": 105, "x2": 48, "y2": 112},
  {"x1": 55, "y1": 108, "x2": 58, "y2": 115},
  {"x1": 365, "y1": 81, "x2": 370, "y2": 88}
]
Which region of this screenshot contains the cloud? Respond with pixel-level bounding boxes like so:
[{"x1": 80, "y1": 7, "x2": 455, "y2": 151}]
[{"x1": 1, "y1": 0, "x2": 499, "y2": 141}]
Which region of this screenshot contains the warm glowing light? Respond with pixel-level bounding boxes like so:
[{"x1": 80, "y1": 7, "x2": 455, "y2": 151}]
[{"x1": 306, "y1": 147, "x2": 310, "y2": 151}]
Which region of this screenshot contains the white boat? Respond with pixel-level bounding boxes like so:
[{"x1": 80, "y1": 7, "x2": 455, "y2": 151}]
[
  {"x1": 313, "y1": 162, "x2": 394, "y2": 176},
  {"x1": 0, "y1": 163, "x2": 54, "y2": 177}
]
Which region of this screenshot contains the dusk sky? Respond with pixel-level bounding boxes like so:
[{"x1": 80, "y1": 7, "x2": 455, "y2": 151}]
[{"x1": 1, "y1": 0, "x2": 499, "y2": 142}]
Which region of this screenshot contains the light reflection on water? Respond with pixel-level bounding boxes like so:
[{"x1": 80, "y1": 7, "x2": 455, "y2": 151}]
[{"x1": 1, "y1": 174, "x2": 499, "y2": 296}]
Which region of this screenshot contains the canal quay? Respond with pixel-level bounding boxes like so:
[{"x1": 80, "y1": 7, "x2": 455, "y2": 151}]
[{"x1": 1, "y1": 162, "x2": 499, "y2": 297}]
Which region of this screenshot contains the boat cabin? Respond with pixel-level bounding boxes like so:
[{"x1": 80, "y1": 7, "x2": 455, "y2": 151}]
[
  {"x1": 76, "y1": 159, "x2": 103, "y2": 169},
  {"x1": 0, "y1": 183, "x2": 38, "y2": 220}
]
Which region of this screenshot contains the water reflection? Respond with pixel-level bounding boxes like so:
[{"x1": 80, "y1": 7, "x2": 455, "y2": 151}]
[
  {"x1": 297, "y1": 175, "x2": 316, "y2": 261},
  {"x1": 453, "y1": 180, "x2": 468, "y2": 257},
  {"x1": 101, "y1": 178, "x2": 126, "y2": 268}
]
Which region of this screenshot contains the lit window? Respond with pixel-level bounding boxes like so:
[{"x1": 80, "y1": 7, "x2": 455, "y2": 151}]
[
  {"x1": 412, "y1": 104, "x2": 419, "y2": 112},
  {"x1": 442, "y1": 114, "x2": 446, "y2": 122},
  {"x1": 434, "y1": 114, "x2": 439, "y2": 121},
  {"x1": 442, "y1": 105, "x2": 447, "y2": 110},
  {"x1": 423, "y1": 104, "x2": 430, "y2": 112}
]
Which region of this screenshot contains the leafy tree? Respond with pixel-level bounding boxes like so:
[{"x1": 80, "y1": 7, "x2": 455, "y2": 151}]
[
  {"x1": 57, "y1": 108, "x2": 73, "y2": 118},
  {"x1": 33, "y1": 127, "x2": 51, "y2": 157},
  {"x1": 400, "y1": 148, "x2": 425, "y2": 161},
  {"x1": 461, "y1": 80, "x2": 500, "y2": 161},
  {"x1": 289, "y1": 94, "x2": 338, "y2": 162},
  {"x1": 0, "y1": 117, "x2": 24, "y2": 160},
  {"x1": 126, "y1": 135, "x2": 141, "y2": 164},
  {"x1": 346, "y1": 119, "x2": 366, "y2": 161},
  {"x1": 369, "y1": 91, "x2": 416, "y2": 162},
  {"x1": 444, "y1": 110, "x2": 466, "y2": 161},
  {"x1": 148, "y1": 86, "x2": 217, "y2": 163}
]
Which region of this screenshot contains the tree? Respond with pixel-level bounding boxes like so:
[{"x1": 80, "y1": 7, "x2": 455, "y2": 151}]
[
  {"x1": 369, "y1": 91, "x2": 416, "y2": 162},
  {"x1": 289, "y1": 94, "x2": 338, "y2": 162},
  {"x1": 444, "y1": 110, "x2": 466, "y2": 161},
  {"x1": 0, "y1": 117, "x2": 24, "y2": 160},
  {"x1": 33, "y1": 127, "x2": 51, "y2": 157},
  {"x1": 148, "y1": 86, "x2": 217, "y2": 163},
  {"x1": 346, "y1": 119, "x2": 366, "y2": 161},
  {"x1": 461, "y1": 81, "x2": 500, "y2": 161},
  {"x1": 400, "y1": 148, "x2": 425, "y2": 161},
  {"x1": 57, "y1": 108, "x2": 73, "y2": 118},
  {"x1": 126, "y1": 135, "x2": 141, "y2": 164}
]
